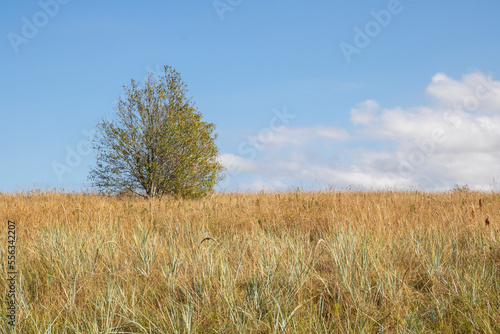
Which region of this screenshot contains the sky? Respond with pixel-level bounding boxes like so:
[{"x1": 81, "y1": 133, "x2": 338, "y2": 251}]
[{"x1": 1, "y1": 0, "x2": 500, "y2": 192}]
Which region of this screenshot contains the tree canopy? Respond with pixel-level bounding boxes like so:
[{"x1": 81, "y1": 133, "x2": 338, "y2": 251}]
[{"x1": 89, "y1": 66, "x2": 224, "y2": 198}]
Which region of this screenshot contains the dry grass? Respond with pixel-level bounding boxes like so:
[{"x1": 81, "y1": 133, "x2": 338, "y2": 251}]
[{"x1": 1, "y1": 190, "x2": 499, "y2": 333}]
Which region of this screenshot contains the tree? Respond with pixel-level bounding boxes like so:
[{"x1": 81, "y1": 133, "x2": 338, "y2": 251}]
[{"x1": 89, "y1": 66, "x2": 224, "y2": 198}]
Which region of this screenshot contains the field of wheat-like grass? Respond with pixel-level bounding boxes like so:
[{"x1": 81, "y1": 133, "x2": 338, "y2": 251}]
[{"x1": 1, "y1": 190, "x2": 499, "y2": 333}]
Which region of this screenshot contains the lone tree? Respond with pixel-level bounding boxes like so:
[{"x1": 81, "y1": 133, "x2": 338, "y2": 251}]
[{"x1": 89, "y1": 66, "x2": 224, "y2": 198}]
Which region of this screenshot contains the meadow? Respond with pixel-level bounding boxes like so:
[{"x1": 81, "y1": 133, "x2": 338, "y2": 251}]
[{"x1": 1, "y1": 189, "x2": 499, "y2": 333}]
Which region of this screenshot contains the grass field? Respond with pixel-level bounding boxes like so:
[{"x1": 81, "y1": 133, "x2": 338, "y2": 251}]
[{"x1": 1, "y1": 190, "x2": 499, "y2": 333}]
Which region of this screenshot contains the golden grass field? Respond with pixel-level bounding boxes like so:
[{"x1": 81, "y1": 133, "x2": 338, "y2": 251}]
[{"x1": 1, "y1": 190, "x2": 499, "y2": 333}]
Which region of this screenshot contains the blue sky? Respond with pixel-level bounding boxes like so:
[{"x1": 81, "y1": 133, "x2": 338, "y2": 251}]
[{"x1": 2, "y1": 0, "x2": 500, "y2": 192}]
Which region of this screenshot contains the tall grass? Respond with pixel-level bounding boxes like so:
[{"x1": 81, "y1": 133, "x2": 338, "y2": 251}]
[{"x1": 1, "y1": 190, "x2": 499, "y2": 333}]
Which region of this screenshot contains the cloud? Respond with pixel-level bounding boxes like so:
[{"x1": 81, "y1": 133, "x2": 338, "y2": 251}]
[
  {"x1": 426, "y1": 72, "x2": 500, "y2": 111},
  {"x1": 246, "y1": 125, "x2": 349, "y2": 148},
  {"x1": 350, "y1": 99, "x2": 381, "y2": 125},
  {"x1": 219, "y1": 153, "x2": 258, "y2": 173},
  {"x1": 234, "y1": 179, "x2": 290, "y2": 192},
  {"x1": 220, "y1": 72, "x2": 500, "y2": 191}
]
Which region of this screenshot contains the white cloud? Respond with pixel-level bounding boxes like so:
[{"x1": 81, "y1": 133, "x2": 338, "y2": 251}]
[
  {"x1": 220, "y1": 72, "x2": 500, "y2": 191},
  {"x1": 315, "y1": 126, "x2": 350, "y2": 140},
  {"x1": 234, "y1": 179, "x2": 290, "y2": 192},
  {"x1": 426, "y1": 72, "x2": 500, "y2": 111},
  {"x1": 246, "y1": 125, "x2": 349, "y2": 148},
  {"x1": 219, "y1": 153, "x2": 258, "y2": 173},
  {"x1": 350, "y1": 99, "x2": 381, "y2": 125}
]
